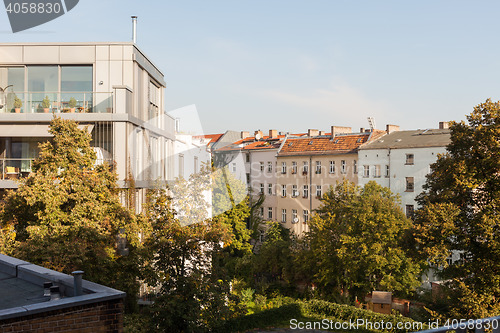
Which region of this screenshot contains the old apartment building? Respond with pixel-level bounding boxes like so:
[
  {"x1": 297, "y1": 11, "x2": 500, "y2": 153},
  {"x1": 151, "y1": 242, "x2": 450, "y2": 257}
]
[
  {"x1": 276, "y1": 127, "x2": 384, "y2": 235},
  {"x1": 357, "y1": 123, "x2": 451, "y2": 218},
  {"x1": 0, "y1": 42, "x2": 175, "y2": 210}
]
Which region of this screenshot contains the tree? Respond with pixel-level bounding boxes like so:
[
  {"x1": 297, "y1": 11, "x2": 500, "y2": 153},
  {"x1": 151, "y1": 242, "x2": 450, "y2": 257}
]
[
  {"x1": 0, "y1": 116, "x2": 142, "y2": 310},
  {"x1": 307, "y1": 180, "x2": 421, "y2": 300},
  {"x1": 250, "y1": 221, "x2": 295, "y2": 293},
  {"x1": 141, "y1": 188, "x2": 234, "y2": 332},
  {"x1": 414, "y1": 99, "x2": 500, "y2": 318}
]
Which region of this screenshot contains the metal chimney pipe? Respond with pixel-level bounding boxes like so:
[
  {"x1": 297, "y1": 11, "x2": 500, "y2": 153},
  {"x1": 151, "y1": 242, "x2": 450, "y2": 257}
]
[
  {"x1": 131, "y1": 16, "x2": 137, "y2": 43},
  {"x1": 72, "y1": 270, "x2": 84, "y2": 296}
]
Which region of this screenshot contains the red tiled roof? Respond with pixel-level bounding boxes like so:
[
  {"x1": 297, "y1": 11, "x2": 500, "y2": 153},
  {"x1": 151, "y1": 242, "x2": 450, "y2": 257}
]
[
  {"x1": 194, "y1": 134, "x2": 223, "y2": 145},
  {"x1": 278, "y1": 134, "x2": 370, "y2": 156}
]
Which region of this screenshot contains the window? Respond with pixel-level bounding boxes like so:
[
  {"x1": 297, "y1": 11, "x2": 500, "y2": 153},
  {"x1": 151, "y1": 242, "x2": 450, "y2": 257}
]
[
  {"x1": 281, "y1": 209, "x2": 287, "y2": 223},
  {"x1": 374, "y1": 165, "x2": 381, "y2": 178},
  {"x1": 406, "y1": 205, "x2": 415, "y2": 219},
  {"x1": 353, "y1": 160, "x2": 357, "y2": 174},
  {"x1": 316, "y1": 185, "x2": 322, "y2": 198},
  {"x1": 281, "y1": 184, "x2": 286, "y2": 197},
  {"x1": 260, "y1": 162, "x2": 264, "y2": 172},
  {"x1": 291, "y1": 161, "x2": 297, "y2": 174},
  {"x1": 246, "y1": 173, "x2": 250, "y2": 184},
  {"x1": 194, "y1": 156, "x2": 199, "y2": 174},
  {"x1": 259, "y1": 230, "x2": 265, "y2": 242},
  {"x1": 385, "y1": 165, "x2": 390, "y2": 177},
  {"x1": 232, "y1": 163, "x2": 236, "y2": 172},
  {"x1": 303, "y1": 161, "x2": 309, "y2": 174},
  {"x1": 315, "y1": 161, "x2": 321, "y2": 174},
  {"x1": 363, "y1": 165, "x2": 369, "y2": 178},
  {"x1": 268, "y1": 207, "x2": 273, "y2": 219},
  {"x1": 406, "y1": 177, "x2": 414, "y2": 192},
  {"x1": 341, "y1": 160, "x2": 346, "y2": 174},
  {"x1": 179, "y1": 154, "x2": 184, "y2": 178},
  {"x1": 303, "y1": 185, "x2": 309, "y2": 198},
  {"x1": 268, "y1": 184, "x2": 273, "y2": 195},
  {"x1": 260, "y1": 183, "x2": 264, "y2": 194},
  {"x1": 292, "y1": 185, "x2": 298, "y2": 197},
  {"x1": 303, "y1": 210, "x2": 309, "y2": 223},
  {"x1": 292, "y1": 209, "x2": 298, "y2": 223},
  {"x1": 329, "y1": 161, "x2": 335, "y2": 174},
  {"x1": 259, "y1": 207, "x2": 264, "y2": 217},
  {"x1": 246, "y1": 154, "x2": 250, "y2": 162},
  {"x1": 406, "y1": 154, "x2": 414, "y2": 165},
  {"x1": 267, "y1": 161, "x2": 273, "y2": 173},
  {"x1": 281, "y1": 162, "x2": 286, "y2": 174}
]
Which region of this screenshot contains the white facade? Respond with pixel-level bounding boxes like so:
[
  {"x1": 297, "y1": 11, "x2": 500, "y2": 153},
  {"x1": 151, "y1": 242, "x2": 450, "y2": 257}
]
[
  {"x1": 173, "y1": 133, "x2": 212, "y2": 221},
  {"x1": 358, "y1": 129, "x2": 450, "y2": 217},
  {"x1": 0, "y1": 42, "x2": 176, "y2": 211}
]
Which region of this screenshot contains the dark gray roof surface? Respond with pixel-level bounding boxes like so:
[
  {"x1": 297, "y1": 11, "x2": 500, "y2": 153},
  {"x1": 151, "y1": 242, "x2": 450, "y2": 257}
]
[
  {"x1": 359, "y1": 129, "x2": 450, "y2": 150},
  {"x1": 0, "y1": 254, "x2": 125, "y2": 321}
]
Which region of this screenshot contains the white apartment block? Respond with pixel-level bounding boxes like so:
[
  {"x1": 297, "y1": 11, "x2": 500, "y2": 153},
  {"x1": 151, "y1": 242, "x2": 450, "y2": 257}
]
[
  {"x1": 0, "y1": 42, "x2": 175, "y2": 211},
  {"x1": 357, "y1": 123, "x2": 451, "y2": 218}
]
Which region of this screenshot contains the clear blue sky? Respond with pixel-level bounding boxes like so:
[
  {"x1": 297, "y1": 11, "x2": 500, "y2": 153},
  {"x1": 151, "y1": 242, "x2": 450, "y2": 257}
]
[{"x1": 2, "y1": 0, "x2": 500, "y2": 134}]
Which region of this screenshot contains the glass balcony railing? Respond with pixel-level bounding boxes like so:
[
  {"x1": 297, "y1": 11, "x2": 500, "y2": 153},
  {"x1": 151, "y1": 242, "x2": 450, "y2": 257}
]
[
  {"x1": 0, "y1": 158, "x2": 34, "y2": 180},
  {"x1": 1, "y1": 91, "x2": 113, "y2": 114}
]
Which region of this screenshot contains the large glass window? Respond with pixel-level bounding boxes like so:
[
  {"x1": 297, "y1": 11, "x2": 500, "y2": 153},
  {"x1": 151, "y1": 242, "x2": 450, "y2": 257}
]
[
  {"x1": 0, "y1": 67, "x2": 25, "y2": 113},
  {"x1": 28, "y1": 66, "x2": 58, "y2": 112},
  {"x1": 61, "y1": 66, "x2": 93, "y2": 112}
]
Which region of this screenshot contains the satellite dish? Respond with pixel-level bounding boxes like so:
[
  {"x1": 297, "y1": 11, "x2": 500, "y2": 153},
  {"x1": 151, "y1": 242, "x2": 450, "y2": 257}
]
[
  {"x1": 255, "y1": 133, "x2": 262, "y2": 140},
  {"x1": 292, "y1": 217, "x2": 299, "y2": 224}
]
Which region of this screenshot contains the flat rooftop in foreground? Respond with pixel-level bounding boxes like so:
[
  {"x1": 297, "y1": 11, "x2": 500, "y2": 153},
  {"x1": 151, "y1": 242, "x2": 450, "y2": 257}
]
[{"x1": 0, "y1": 254, "x2": 125, "y2": 321}]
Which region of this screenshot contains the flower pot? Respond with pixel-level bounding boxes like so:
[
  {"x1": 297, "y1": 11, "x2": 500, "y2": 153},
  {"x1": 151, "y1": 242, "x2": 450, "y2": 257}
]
[
  {"x1": 14, "y1": 108, "x2": 21, "y2": 113},
  {"x1": 69, "y1": 108, "x2": 75, "y2": 113},
  {"x1": 43, "y1": 108, "x2": 50, "y2": 113}
]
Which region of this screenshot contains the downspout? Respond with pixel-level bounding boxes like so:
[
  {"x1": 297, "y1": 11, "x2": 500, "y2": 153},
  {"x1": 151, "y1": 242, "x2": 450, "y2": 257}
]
[
  {"x1": 388, "y1": 148, "x2": 391, "y2": 189},
  {"x1": 309, "y1": 155, "x2": 312, "y2": 221}
]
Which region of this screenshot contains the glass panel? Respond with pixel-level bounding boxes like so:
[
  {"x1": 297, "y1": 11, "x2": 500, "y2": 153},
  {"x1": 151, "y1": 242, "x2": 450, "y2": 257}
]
[
  {"x1": 61, "y1": 66, "x2": 92, "y2": 112},
  {"x1": 0, "y1": 67, "x2": 25, "y2": 113},
  {"x1": 27, "y1": 66, "x2": 58, "y2": 113}
]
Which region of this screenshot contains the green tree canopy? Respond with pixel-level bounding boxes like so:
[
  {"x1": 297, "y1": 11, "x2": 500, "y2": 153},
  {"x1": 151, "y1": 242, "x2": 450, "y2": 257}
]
[
  {"x1": 307, "y1": 180, "x2": 421, "y2": 300},
  {"x1": 414, "y1": 99, "x2": 500, "y2": 318},
  {"x1": 0, "y1": 117, "x2": 142, "y2": 309}
]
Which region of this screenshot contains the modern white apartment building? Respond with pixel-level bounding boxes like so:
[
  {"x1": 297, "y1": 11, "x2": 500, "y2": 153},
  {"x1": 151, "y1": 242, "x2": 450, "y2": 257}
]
[
  {"x1": 357, "y1": 123, "x2": 451, "y2": 218},
  {"x1": 0, "y1": 42, "x2": 175, "y2": 210}
]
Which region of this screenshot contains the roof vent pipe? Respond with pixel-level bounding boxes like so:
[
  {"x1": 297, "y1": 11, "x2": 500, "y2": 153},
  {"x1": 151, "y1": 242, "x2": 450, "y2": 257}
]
[
  {"x1": 43, "y1": 282, "x2": 52, "y2": 297},
  {"x1": 50, "y1": 286, "x2": 61, "y2": 301},
  {"x1": 131, "y1": 16, "x2": 138, "y2": 43},
  {"x1": 72, "y1": 270, "x2": 84, "y2": 296}
]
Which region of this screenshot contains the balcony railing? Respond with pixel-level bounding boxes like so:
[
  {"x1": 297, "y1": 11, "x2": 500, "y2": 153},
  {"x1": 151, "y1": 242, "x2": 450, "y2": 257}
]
[
  {"x1": 0, "y1": 158, "x2": 34, "y2": 180},
  {"x1": 1, "y1": 91, "x2": 113, "y2": 114}
]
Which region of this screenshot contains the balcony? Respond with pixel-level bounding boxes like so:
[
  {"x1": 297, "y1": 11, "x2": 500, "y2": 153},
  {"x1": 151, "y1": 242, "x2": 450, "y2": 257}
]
[
  {"x1": 0, "y1": 158, "x2": 34, "y2": 180},
  {"x1": 1, "y1": 91, "x2": 113, "y2": 114}
]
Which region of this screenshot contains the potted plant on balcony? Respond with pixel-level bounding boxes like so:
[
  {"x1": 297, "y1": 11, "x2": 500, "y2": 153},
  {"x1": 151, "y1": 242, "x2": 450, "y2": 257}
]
[
  {"x1": 41, "y1": 96, "x2": 51, "y2": 113},
  {"x1": 68, "y1": 97, "x2": 77, "y2": 113},
  {"x1": 13, "y1": 96, "x2": 22, "y2": 113}
]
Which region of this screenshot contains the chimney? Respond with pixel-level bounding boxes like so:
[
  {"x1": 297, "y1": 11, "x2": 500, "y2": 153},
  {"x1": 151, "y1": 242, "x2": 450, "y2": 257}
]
[
  {"x1": 241, "y1": 131, "x2": 250, "y2": 139},
  {"x1": 319, "y1": 131, "x2": 326, "y2": 136},
  {"x1": 72, "y1": 271, "x2": 84, "y2": 297},
  {"x1": 386, "y1": 124, "x2": 400, "y2": 134},
  {"x1": 269, "y1": 129, "x2": 278, "y2": 138},
  {"x1": 254, "y1": 130, "x2": 263, "y2": 139},
  {"x1": 360, "y1": 128, "x2": 365, "y2": 133},
  {"x1": 331, "y1": 126, "x2": 352, "y2": 139},
  {"x1": 439, "y1": 121, "x2": 449, "y2": 129},
  {"x1": 308, "y1": 129, "x2": 319, "y2": 137},
  {"x1": 131, "y1": 16, "x2": 137, "y2": 43}
]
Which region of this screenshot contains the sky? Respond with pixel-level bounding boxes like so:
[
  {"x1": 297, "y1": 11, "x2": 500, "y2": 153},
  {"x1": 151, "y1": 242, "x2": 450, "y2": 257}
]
[{"x1": 2, "y1": 0, "x2": 500, "y2": 134}]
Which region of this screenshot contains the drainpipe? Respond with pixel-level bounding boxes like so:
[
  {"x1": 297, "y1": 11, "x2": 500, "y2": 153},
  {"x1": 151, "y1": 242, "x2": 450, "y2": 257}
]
[
  {"x1": 131, "y1": 16, "x2": 138, "y2": 43},
  {"x1": 309, "y1": 155, "x2": 312, "y2": 228},
  {"x1": 388, "y1": 148, "x2": 391, "y2": 189}
]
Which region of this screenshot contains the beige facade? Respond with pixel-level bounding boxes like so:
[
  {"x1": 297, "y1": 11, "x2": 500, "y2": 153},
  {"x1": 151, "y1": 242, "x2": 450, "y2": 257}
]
[
  {"x1": 0, "y1": 42, "x2": 175, "y2": 210},
  {"x1": 276, "y1": 152, "x2": 359, "y2": 235}
]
